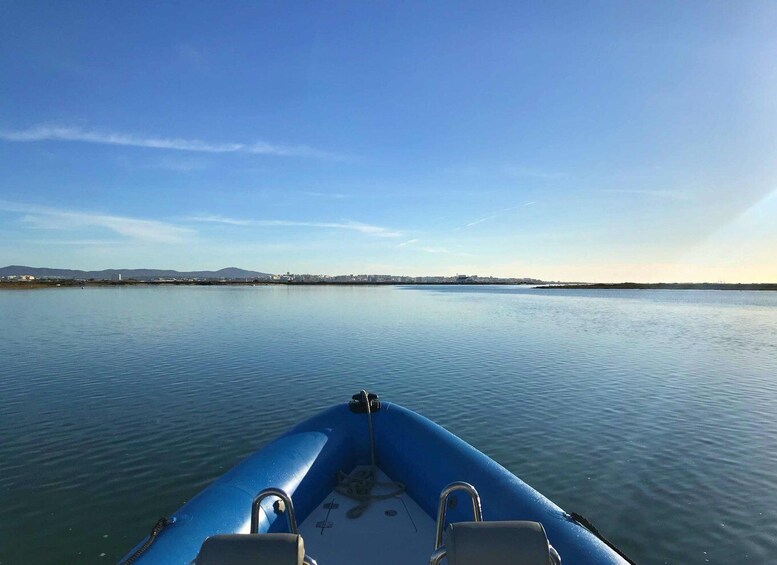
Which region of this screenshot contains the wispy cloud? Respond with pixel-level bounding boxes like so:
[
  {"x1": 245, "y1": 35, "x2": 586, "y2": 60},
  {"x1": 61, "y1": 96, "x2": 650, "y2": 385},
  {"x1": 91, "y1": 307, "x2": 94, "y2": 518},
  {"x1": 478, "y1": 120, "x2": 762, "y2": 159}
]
[
  {"x1": 398, "y1": 238, "x2": 419, "y2": 247},
  {"x1": 0, "y1": 125, "x2": 340, "y2": 159},
  {"x1": 187, "y1": 215, "x2": 402, "y2": 237},
  {"x1": 420, "y1": 247, "x2": 450, "y2": 254},
  {"x1": 445, "y1": 163, "x2": 566, "y2": 180},
  {"x1": 300, "y1": 191, "x2": 351, "y2": 199},
  {"x1": 0, "y1": 201, "x2": 192, "y2": 243},
  {"x1": 24, "y1": 239, "x2": 126, "y2": 246},
  {"x1": 601, "y1": 189, "x2": 691, "y2": 201},
  {"x1": 466, "y1": 216, "x2": 497, "y2": 228},
  {"x1": 187, "y1": 214, "x2": 253, "y2": 226},
  {"x1": 465, "y1": 202, "x2": 535, "y2": 228}
]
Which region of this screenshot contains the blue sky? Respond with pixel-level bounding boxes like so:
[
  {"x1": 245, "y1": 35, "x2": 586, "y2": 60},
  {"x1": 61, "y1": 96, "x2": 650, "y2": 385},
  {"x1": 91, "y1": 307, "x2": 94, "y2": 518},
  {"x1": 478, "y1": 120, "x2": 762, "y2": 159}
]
[{"x1": 1, "y1": 1, "x2": 776, "y2": 281}]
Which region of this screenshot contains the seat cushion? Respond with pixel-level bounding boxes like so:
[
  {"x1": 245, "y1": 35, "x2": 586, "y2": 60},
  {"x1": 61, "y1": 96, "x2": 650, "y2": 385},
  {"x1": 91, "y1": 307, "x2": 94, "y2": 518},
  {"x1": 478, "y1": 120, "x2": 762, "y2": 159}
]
[
  {"x1": 195, "y1": 533, "x2": 304, "y2": 565},
  {"x1": 445, "y1": 521, "x2": 552, "y2": 565}
]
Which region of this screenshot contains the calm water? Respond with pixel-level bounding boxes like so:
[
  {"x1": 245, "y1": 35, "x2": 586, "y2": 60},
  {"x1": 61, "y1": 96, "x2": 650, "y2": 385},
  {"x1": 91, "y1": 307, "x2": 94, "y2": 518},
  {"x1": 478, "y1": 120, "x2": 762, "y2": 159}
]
[{"x1": 1, "y1": 286, "x2": 776, "y2": 564}]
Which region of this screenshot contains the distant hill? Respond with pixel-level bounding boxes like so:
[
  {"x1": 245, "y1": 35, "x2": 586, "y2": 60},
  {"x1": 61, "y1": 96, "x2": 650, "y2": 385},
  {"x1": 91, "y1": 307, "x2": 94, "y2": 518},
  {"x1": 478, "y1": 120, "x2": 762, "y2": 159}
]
[{"x1": 0, "y1": 265, "x2": 272, "y2": 281}]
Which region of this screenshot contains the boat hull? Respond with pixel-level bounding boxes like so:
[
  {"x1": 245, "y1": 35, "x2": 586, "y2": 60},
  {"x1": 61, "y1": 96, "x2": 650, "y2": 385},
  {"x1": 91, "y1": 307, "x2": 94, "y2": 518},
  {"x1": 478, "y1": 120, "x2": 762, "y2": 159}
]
[{"x1": 122, "y1": 402, "x2": 629, "y2": 564}]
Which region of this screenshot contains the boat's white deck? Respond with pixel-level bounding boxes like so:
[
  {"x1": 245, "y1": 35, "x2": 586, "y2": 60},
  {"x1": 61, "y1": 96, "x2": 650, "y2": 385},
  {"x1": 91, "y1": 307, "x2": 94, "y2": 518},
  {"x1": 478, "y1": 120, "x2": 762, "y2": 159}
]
[{"x1": 299, "y1": 467, "x2": 436, "y2": 565}]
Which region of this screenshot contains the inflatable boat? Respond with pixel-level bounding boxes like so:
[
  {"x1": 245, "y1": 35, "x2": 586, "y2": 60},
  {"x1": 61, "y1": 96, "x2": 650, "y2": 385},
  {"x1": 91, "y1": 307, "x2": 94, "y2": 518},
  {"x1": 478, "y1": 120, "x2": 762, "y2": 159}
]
[{"x1": 120, "y1": 392, "x2": 634, "y2": 564}]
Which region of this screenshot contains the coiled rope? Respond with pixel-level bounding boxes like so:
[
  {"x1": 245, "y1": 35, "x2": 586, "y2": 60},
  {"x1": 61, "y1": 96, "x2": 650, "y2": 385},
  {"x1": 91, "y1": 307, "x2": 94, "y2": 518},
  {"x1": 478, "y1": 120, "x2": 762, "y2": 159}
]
[
  {"x1": 335, "y1": 390, "x2": 405, "y2": 518},
  {"x1": 335, "y1": 467, "x2": 405, "y2": 518}
]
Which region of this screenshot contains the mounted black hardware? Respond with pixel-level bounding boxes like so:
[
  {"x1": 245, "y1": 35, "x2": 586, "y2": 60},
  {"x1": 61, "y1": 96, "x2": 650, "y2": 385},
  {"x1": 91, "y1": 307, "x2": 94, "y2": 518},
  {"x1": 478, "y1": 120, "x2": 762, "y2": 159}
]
[{"x1": 348, "y1": 391, "x2": 381, "y2": 413}]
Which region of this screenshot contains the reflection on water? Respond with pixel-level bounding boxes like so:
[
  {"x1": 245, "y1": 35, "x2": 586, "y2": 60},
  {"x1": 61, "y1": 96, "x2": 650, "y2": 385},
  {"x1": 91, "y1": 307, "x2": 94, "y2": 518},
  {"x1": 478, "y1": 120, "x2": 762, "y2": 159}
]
[{"x1": 1, "y1": 286, "x2": 775, "y2": 564}]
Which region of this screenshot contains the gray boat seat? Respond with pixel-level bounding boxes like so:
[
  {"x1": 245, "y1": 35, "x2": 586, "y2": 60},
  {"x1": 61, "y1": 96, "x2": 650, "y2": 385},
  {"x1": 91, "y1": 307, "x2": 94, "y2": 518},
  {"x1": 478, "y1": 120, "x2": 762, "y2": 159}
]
[
  {"x1": 435, "y1": 521, "x2": 561, "y2": 565},
  {"x1": 194, "y1": 533, "x2": 305, "y2": 565}
]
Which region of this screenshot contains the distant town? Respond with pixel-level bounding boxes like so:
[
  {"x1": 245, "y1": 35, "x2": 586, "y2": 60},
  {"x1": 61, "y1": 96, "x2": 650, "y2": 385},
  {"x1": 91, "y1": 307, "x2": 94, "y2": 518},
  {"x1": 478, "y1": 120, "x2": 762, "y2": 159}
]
[
  {"x1": 0, "y1": 266, "x2": 544, "y2": 286},
  {"x1": 2, "y1": 266, "x2": 774, "y2": 290},
  {"x1": 0, "y1": 274, "x2": 542, "y2": 285}
]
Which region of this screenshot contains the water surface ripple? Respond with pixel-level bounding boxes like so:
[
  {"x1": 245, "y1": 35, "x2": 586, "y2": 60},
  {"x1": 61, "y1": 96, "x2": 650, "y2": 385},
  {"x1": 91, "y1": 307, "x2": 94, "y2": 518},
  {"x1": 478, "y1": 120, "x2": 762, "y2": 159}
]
[{"x1": 1, "y1": 286, "x2": 776, "y2": 564}]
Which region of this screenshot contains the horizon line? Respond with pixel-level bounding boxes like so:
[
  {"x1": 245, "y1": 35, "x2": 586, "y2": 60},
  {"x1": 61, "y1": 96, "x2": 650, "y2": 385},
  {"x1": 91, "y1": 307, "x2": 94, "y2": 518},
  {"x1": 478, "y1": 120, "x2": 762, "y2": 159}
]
[{"x1": 1, "y1": 265, "x2": 775, "y2": 285}]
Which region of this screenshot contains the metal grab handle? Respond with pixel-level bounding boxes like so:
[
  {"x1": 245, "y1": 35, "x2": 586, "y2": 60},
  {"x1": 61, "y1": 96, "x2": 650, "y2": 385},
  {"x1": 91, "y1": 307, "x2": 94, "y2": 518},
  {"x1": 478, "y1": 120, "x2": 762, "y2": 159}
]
[
  {"x1": 250, "y1": 487, "x2": 299, "y2": 534},
  {"x1": 250, "y1": 488, "x2": 318, "y2": 564},
  {"x1": 434, "y1": 482, "x2": 483, "y2": 550},
  {"x1": 429, "y1": 546, "x2": 447, "y2": 565}
]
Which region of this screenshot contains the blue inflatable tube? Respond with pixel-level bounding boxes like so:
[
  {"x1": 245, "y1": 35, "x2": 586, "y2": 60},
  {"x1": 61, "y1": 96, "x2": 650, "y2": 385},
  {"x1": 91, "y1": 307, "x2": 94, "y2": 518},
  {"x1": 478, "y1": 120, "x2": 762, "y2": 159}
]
[{"x1": 121, "y1": 401, "x2": 630, "y2": 564}]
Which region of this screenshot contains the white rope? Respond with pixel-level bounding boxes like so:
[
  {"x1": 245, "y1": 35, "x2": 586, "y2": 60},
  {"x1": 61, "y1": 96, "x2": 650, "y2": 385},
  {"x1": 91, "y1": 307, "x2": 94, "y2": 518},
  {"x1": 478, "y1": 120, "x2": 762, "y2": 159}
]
[{"x1": 335, "y1": 391, "x2": 405, "y2": 518}]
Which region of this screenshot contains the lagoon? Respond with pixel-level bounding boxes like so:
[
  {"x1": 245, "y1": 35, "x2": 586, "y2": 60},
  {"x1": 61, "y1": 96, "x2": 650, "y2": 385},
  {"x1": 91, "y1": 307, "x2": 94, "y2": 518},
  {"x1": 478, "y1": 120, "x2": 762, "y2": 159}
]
[{"x1": 1, "y1": 286, "x2": 776, "y2": 564}]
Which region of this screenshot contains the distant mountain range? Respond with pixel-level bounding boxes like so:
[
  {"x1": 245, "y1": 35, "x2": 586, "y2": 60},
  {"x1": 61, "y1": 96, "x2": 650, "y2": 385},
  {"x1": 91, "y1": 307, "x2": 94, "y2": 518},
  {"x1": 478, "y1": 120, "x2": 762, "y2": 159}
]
[{"x1": 0, "y1": 265, "x2": 272, "y2": 280}]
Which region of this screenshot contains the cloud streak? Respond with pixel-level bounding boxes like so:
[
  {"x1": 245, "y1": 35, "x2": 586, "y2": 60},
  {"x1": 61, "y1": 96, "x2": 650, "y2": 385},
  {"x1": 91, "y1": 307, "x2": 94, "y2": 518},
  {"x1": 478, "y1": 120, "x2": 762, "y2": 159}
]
[
  {"x1": 0, "y1": 201, "x2": 192, "y2": 243},
  {"x1": 465, "y1": 202, "x2": 535, "y2": 228},
  {"x1": 300, "y1": 191, "x2": 351, "y2": 199},
  {"x1": 601, "y1": 189, "x2": 691, "y2": 201},
  {"x1": 445, "y1": 164, "x2": 566, "y2": 180},
  {"x1": 24, "y1": 239, "x2": 126, "y2": 246},
  {"x1": 187, "y1": 215, "x2": 402, "y2": 237},
  {"x1": 0, "y1": 126, "x2": 340, "y2": 159}
]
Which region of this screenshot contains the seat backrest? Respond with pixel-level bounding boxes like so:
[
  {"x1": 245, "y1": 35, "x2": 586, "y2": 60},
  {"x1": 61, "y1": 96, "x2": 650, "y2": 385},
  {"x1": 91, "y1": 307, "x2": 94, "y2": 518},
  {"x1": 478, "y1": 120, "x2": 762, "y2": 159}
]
[
  {"x1": 444, "y1": 521, "x2": 554, "y2": 565},
  {"x1": 194, "y1": 533, "x2": 304, "y2": 565}
]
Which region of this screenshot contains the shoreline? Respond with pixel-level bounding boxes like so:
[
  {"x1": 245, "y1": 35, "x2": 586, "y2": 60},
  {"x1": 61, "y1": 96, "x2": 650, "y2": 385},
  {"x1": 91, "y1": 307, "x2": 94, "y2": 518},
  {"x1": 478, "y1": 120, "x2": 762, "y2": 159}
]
[
  {"x1": 2, "y1": 280, "x2": 775, "y2": 291},
  {"x1": 0, "y1": 280, "x2": 533, "y2": 290},
  {"x1": 537, "y1": 283, "x2": 777, "y2": 291}
]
